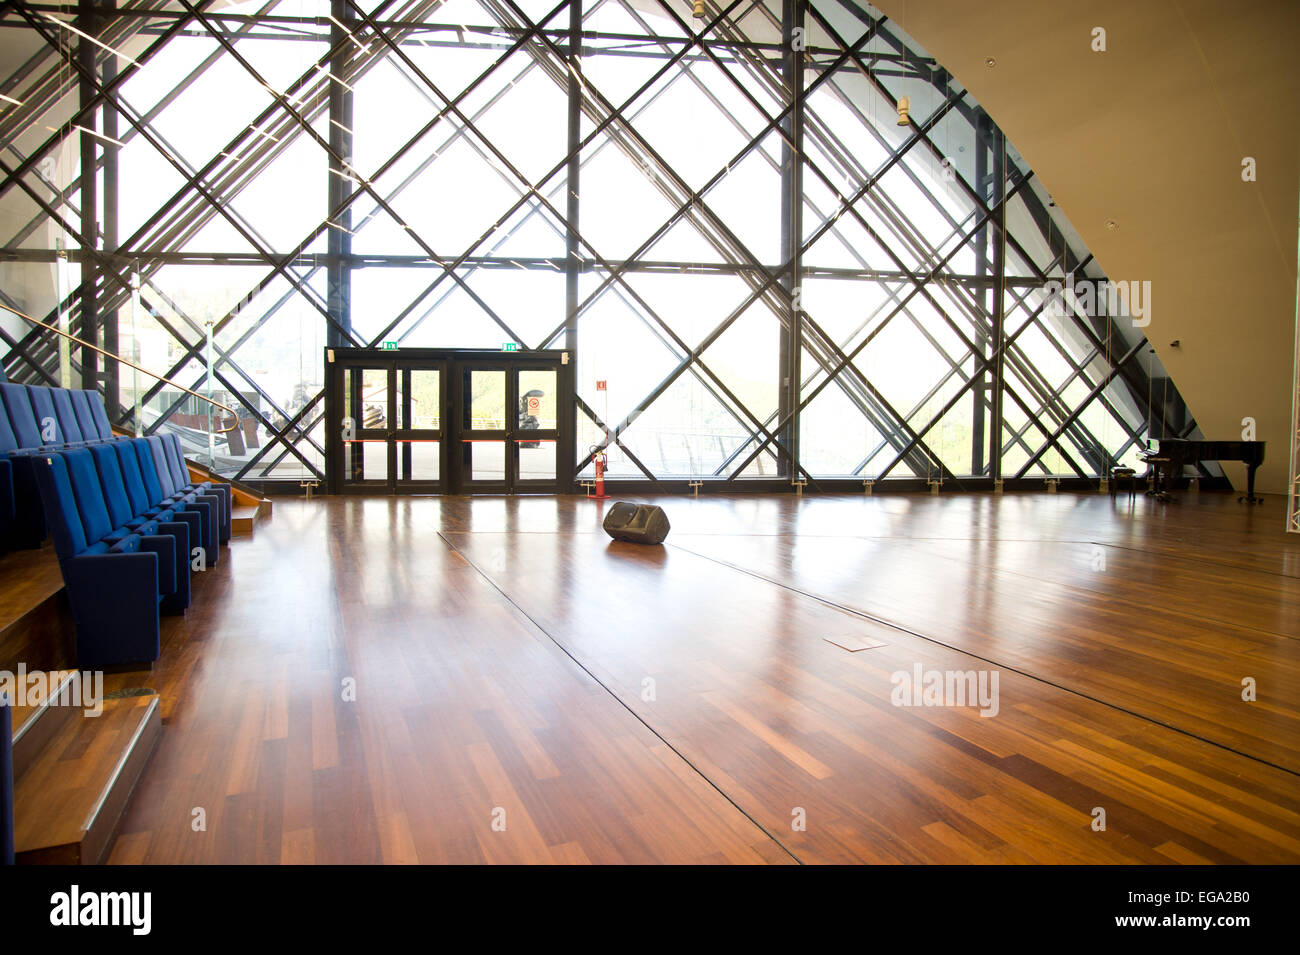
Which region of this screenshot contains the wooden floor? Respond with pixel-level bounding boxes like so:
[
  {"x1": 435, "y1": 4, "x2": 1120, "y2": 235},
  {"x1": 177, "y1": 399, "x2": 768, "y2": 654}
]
[{"x1": 102, "y1": 489, "x2": 1300, "y2": 864}]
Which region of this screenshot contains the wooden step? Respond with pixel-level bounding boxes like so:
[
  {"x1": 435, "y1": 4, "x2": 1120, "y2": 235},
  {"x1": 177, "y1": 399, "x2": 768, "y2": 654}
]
[
  {"x1": 9, "y1": 669, "x2": 80, "y2": 779},
  {"x1": 231, "y1": 481, "x2": 272, "y2": 536},
  {"x1": 0, "y1": 545, "x2": 75, "y2": 675},
  {"x1": 14, "y1": 692, "x2": 161, "y2": 865},
  {"x1": 231, "y1": 500, "x2": 270, "y2": 536}
]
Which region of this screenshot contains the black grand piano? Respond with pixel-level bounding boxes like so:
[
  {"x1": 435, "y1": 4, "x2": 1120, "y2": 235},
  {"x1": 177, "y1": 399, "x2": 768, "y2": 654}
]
[{"x1": 1141, "y1": 439, "x2": 1265, "y2": 503}]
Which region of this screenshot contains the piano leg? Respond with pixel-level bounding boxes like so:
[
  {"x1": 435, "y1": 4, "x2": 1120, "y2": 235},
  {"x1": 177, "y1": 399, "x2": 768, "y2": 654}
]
[
  {"x1": 1147, "y1": 463, "x2": 1174, "y2": 502},
  {"x1": 1241, "y1": 464, "x2": 1263, "y2": 504}
]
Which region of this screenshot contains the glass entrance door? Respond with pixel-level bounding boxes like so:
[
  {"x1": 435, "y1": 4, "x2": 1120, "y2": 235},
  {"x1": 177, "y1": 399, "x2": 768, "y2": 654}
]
[
  {"x1": 327, "y1": 348, "x2": 570, "y2": 495},
  {"x1": 341, "y1": 364, "x2": 392, "y2": 491},
  {"x1": 451, "y1": 360, "x2": 562, "y2": 493},
  {"x1": 336, "y1": 359, "x2": 445, "y2": 493},
  {"x1": 394, "y1": 365, "x2": 443, "y2": 490},
  {"x1": 515, "y1": 366, "x2": 559, "y2": 486},
  {"x1": 458, "y1": 366, "x2": 508, "y2": 489}
]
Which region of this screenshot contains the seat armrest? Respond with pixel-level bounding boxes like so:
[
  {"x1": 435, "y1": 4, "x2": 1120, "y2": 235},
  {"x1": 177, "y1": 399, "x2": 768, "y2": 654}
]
[
  {"x1": 60, "y1": 551, "x2": 160, "y2": 668},
  {"x1": 139, "y1": 534, "x2": 177, "y2": 594}
]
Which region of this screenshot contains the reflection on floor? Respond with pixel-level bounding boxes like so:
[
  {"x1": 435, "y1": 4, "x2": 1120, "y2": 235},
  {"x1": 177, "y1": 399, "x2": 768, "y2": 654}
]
[{"x1": 105, "y1": 490, "x2": 1300, "y2": 863}]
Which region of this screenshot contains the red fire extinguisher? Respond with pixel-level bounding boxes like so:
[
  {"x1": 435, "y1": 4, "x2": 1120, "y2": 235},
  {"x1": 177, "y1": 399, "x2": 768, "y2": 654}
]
[{"x1": 591, "y1": 446, "x2": 608, "y2": 499}]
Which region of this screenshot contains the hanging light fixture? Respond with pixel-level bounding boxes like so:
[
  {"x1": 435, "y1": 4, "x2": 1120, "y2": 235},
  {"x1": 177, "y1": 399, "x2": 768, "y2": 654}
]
[
  {"x1": 693, "y1": 0, "x2": 705, "y2": 18},
  {"x1": 896, "y1": 95, "x2": 910, "y2": 126}
]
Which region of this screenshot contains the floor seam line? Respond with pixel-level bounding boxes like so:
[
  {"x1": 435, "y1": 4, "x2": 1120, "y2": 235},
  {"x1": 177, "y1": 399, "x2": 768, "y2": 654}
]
[
  {"x1": 669, "y1": 542, "x2": 1300, "y2": 780},
  {"x1": 436, "y1": 531, "x2": 806, "y2": 865}
]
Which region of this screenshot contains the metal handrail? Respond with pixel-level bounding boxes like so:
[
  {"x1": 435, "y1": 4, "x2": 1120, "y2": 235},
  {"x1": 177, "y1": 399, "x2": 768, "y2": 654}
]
[{"x1": 0, "y1": 301, "x2": 239, "y2": 433}]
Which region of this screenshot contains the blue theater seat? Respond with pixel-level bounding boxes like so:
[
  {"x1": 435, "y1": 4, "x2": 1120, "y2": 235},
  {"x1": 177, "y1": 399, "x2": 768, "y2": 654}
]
[
  {"x1": 88, "y1": 443, "x2": 191, "y2": 614},
  {"x1": 0, "y1": 383, "x2": 233, "y2": 553},
  {"x1": 0, "y1": 384, "x2": 52, "y2": 546},
  {"x1": 24, "y1": 386, "x2": 65, "y2": 446},
  {"x1": 132, "y1": 437, "x2": 218, "y2": 563},
  {"x1": 70, "y1": 390, "x2": 104, "y2": 442},
  {"x1": 49, "y1": 388, "x2": 88, "y2": 445},
  {"x1": 111, "y1": 440, "x2": 202, "y2": 573},
  {"x1": 0, "y1": 409, "x2": 16, "y2": 548},
  {"x1": 83, "y1": 389, "x2": 118, "y2": 440},
  {"x1": 33, "y1": 452, "x2": 165, "y2": 668},
  {"x1": 0, "y1": 383, "x2": 45, "y2": 448},
  {"x1": 147, "y1": 436, "x2": 222, "y2": 564},
  {"x1": 162, "y1": 433, "x2": 230, "y2": 543},
  {"x1": 58, "y1": 448, "x2": 178, "y2": 599}
]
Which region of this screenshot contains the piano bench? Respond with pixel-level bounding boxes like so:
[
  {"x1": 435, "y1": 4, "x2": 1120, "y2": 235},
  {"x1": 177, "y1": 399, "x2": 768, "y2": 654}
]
[{"x1": 1110, "y1": 467, "x2": 1138, "y2": 498}]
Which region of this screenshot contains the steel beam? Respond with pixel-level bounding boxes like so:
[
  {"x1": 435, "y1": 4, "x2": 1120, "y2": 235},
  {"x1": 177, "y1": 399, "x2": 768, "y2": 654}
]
[
  {"x1": 77, "y1": 0, "x2": 101, "y2": 390},
  {"x1": 777, "y1": 0, "x2": 804, "y2": 478},
  {"x1": 326, "y1": 0, "x2": 354, "y2": 349}
]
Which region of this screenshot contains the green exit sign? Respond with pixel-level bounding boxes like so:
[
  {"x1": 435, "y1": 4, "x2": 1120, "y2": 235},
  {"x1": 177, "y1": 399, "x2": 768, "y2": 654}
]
[
  {"x1": 381, "y1": 341, "x2": 398, "y2": 351},
  {"x1": 501, "y1": 342, "x2": 519, "y2": 352}
]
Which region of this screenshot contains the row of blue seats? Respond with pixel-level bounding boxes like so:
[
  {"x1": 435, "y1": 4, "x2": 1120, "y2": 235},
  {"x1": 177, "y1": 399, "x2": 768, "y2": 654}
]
[
  {"x1": 0, "y1": 383, "x2": 232, "y2": 667},
  {"x1": 34, "y1": 435, "x2": 227, "y2": 667},
  {"x1": 1, "y1": 384, "x2": 115, "y2": 548},
  {"x1": 0, "y1": 383, "x2": 231, "y2": 549},
  {"x1": 1, "y1": 383, "x2": 129, "y2": 547}
]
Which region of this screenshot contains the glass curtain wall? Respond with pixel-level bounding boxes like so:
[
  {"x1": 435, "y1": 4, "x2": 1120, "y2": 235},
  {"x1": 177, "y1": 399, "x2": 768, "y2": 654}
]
[{"x1": 0, "y1": 0, "x2": 1187, "y2": 487}]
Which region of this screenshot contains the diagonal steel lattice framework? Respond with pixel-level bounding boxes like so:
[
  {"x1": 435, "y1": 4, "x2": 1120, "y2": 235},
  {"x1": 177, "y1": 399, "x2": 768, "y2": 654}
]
[{"x1": 0, "y1": 0, "x2": 1195, "y2": 488}]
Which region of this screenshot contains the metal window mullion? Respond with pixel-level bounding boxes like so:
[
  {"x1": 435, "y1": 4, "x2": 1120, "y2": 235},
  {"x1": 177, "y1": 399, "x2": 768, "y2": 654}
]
[
  {"x1": 1, "y1": 0, "x2": 214, "y2": 204},
  {"x1": 847, "y1": 264, "x2": 1066, "y2": 477},
  {"x1": 629, "y1": 114, "x2": 1003, "y2": 480},
  {"x1": 175, "y1": 0, "x2": 524, "y2": 343},
  {"x1": 40, "y1": 0, "x2": 409, "y2": 314},
  {"x1": 533, "y1": 1, "x2": 875, "y2": 349},
  {"x1": 1012, "y1": 338, "x2": 1148, "y2": 478},
  {"x1": 18, "y1": 10, "x2": 361, "y2": 354},
  {"x1": 3, "y1": 0, "x2": 285, "y2": 250},
  {"x1": 351, "y1": 13, "x2": 798, "y2": 478},
  {"x1": 123, "y1": 268, "x2": 310, "y2": 427},
  {"x1": 575, "y1": 394, "x2": 664, "y2": 485},
  {"x1": 722, "y1": 172, "x2": 1034, "y2": 479},
  {"x1": 248, "y1": 404, "x2": 326, "y2": 480},
  {"x1": 174, "y1": 3, "x2": 534, "y2": 355},
  {"x1": 202, "y1": 366, "x2": 323, "y2": 478},
  {"x1": 130, "y1": 267, "x2": 349, "y2": 420},
  {"x1": 568, "y1": 35, "x2": 964, "y2": 468}
]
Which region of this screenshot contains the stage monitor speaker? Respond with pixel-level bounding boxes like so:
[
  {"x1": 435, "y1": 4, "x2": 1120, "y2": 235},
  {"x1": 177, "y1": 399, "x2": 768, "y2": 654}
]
[{"x1": 602, "y1": 502, "x2": 670, "y2": 545}]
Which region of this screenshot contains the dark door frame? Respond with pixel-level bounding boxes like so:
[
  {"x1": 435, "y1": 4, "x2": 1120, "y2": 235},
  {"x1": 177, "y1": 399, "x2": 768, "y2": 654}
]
[{"x1": 325, "y1": 347, "x2": 574, "y2": 494}]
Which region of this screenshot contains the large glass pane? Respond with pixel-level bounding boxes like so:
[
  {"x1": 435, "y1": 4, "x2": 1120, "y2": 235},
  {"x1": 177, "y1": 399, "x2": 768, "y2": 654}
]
[
  {"x1": 467, "y1": 440, "x2": 506, "y2": 481},
  {"x1": 518, "y1": 369, "x2": 557, "y2": 431},
  {"x1": 344, "y1": 439, "x2": 388, "y2": 483},
  {"x1": 360, "y1": 369, "x2": 389, "y2": 430},
  {"x1": 399, "y1": 369, "x2": 441, "y2": 430},
  {"x1": 398, "y1": 440, "x2": 440, "y2": 482},
  {"x1": 517, "y1": 439, "x2": 556, "y2": 482},
  {"x1": 464, "y1": 369, "x2": 506, "y2": 430}
]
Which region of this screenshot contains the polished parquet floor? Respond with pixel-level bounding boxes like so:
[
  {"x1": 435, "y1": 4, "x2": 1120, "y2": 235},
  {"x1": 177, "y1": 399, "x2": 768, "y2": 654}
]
[{"x1": 105, "y1": 490, "x2": 1300, "y2": 864}]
